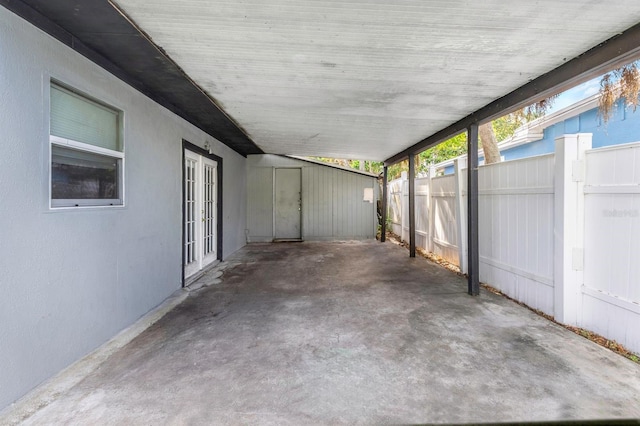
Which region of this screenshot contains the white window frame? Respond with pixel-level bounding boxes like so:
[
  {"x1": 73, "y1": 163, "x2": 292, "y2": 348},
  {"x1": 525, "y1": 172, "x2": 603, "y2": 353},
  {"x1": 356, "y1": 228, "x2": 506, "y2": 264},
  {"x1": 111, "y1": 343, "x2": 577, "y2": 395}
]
[
  {"x1": 49, "y1": 82, "x2": 125, "y2": 209},
  {"x1": 49, "y1": 136, "x2": 125, "y2": 208}
]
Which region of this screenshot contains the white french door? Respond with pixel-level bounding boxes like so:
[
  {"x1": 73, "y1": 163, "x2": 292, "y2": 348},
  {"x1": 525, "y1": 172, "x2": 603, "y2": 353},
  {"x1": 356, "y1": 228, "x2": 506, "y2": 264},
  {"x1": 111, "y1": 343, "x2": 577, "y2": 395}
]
[{"x1": 184, "y1": 150, "x2": 218, "y2": 279}]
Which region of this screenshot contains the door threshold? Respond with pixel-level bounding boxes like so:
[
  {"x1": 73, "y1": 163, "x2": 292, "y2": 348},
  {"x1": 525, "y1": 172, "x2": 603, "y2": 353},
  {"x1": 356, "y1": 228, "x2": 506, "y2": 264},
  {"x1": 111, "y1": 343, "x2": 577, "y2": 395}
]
[
  {"x1": 184, "y1": 260, "x2": 220, "y2": 287},
  {"x1": 273, "y1": 238, "x2": 303, "y2": 242}
]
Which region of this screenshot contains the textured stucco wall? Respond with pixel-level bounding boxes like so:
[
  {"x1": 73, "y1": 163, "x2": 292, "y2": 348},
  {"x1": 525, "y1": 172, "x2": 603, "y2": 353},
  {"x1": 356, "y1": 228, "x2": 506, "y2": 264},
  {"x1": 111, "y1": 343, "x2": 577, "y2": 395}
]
[{"x1": 0, "y1": 9, "x2": 246, "y2": 409}]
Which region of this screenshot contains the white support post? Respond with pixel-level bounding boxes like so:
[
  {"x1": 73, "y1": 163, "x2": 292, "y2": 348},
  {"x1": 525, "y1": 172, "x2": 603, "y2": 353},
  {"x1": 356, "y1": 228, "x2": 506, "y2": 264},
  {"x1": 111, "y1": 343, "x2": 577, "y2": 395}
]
[
  {"x1": 427, "y1": 165, "x2": 436, "y2": 252},
  {"x1": 454, "y1": 157, "x2": 468, "y2": 274},
  {"x1": 554, "y1": 133, "x2": 591, "y2": 325}
]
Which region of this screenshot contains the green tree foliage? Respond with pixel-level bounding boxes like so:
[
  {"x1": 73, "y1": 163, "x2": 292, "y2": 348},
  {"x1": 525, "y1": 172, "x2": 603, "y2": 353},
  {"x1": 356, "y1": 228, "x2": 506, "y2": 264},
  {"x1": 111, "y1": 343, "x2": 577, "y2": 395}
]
[
  {"x1": 380, "y1": 132, "x2": 469, "y2": 180},
  {"x1": 481, "y1": 99, "x2": 554, "y2": 164},
  {"x1": 310, "y1": 157, "x2": 386, "y2": 175},
  {"x1": 311, "y1": 113, "x2": 532, "y2": 179},
  {"x1": 492, "y1": 114, "x2": 527, "y2": 142},
  {"x1": 386, "y1": 160, "x2": 407, "y2": 180},
  {"x1": 418, "y1": 133, "x2": 467, "y2": 168},
  {"x1": 311, "y1": 133, "x2": 468, "y2": 180},
  {"x1": 312, "y1": 111, "x2": 536, "y2": 179}
]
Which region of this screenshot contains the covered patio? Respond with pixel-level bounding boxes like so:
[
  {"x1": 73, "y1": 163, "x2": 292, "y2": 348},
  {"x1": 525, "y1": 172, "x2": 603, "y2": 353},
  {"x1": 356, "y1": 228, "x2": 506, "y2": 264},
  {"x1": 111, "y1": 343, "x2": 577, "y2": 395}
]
[
  {"x1": 3, "y1": 0, "x2": 640, "y2": 418},
  {"x1": 10, "y1": 241, "x2": 640, "y2": 424}
]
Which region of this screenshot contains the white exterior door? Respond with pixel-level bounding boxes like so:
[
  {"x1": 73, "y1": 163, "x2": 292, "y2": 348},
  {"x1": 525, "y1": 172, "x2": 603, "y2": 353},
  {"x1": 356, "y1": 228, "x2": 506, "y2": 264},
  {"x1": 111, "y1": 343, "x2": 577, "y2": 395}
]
[
  {"x1": 184, "y1": 150, "x2": 218, "y2": 279},
  {"x1": 274, "y1": 168, "x2": 302, "y2": 240}
]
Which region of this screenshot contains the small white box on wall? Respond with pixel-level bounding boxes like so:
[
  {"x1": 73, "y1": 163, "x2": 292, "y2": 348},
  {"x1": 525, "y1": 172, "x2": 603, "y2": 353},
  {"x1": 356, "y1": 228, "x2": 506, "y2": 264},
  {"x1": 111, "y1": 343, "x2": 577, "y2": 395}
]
[{"x1": 363, "y1": 187, "x2": 374, "y2": 203}]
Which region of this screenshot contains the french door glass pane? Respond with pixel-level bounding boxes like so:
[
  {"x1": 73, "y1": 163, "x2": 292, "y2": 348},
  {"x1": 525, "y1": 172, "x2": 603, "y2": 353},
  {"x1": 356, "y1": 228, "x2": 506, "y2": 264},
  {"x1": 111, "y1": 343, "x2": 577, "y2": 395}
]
[
  {"x1": 185, "y1": 159, "x2": 197, "y2": 265},
  {"x1": 203, "y1": 164, "x2": 215, "y2": 256}
]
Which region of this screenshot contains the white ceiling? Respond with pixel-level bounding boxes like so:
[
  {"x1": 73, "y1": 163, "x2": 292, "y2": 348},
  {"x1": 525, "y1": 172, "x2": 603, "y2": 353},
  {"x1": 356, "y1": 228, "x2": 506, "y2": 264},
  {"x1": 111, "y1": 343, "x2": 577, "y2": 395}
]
[{"x1": 114, "y1": 0, "x2": 640, "y2": 161}]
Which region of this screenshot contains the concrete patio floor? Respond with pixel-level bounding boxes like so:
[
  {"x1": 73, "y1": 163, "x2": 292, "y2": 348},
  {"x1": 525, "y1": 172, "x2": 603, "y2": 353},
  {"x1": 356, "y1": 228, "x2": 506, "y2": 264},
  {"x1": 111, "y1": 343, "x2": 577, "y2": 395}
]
[{"x1": 11, "y1": 241, "x2": 640, "y2": 424}]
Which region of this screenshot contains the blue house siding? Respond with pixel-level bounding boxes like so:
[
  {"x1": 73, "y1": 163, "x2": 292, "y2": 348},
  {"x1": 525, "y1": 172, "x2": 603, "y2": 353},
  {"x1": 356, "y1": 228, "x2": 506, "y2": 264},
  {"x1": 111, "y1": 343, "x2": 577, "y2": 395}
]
[
  {"x1": 441, "y1": 99, "x2": 639, "y2": 175},
  {"x1": 502, "y1": 99, "x2": 639, "y2": 160}
]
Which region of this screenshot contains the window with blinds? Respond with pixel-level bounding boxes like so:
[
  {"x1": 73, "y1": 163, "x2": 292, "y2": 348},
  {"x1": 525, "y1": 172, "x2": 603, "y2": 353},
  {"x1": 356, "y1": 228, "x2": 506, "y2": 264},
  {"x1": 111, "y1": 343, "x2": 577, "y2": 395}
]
[{"x1": 49, "y1": 82, "x2": 124, "y2": 208}]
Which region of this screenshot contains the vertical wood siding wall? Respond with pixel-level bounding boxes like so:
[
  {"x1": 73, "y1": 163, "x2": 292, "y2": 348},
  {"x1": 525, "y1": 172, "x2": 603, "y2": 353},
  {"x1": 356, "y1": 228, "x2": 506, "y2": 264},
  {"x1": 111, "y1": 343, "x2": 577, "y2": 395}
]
[
  {"x1": 247, "y1": 155, "x2": 377, "y2": 241},
  {"x1": 247, "y1": 166, "x2": 274, "y2": 240}
]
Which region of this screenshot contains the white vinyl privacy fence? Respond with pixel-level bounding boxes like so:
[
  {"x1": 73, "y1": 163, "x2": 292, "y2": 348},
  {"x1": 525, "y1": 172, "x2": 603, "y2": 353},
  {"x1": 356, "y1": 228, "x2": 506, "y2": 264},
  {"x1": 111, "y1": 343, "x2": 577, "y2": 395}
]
[
  {"x1": 388, "y1": 133, "x2": 640, "y2": 354},
  {"x1": 389, "y1": 172, "x2": 462, "y2": 266},
  {"x1": 479, "y1": 154, "x2": 555, "y2": 314},
  {"x1": 582, "y1": 142, "x2": 640, "y2": 349}
]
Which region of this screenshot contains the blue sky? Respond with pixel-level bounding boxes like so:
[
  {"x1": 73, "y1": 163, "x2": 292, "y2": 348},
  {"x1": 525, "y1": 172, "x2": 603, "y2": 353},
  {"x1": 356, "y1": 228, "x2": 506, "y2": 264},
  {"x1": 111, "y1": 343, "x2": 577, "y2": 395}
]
[{"x1": 548, "y1": 77, "x2": 602, "y2": 113}]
